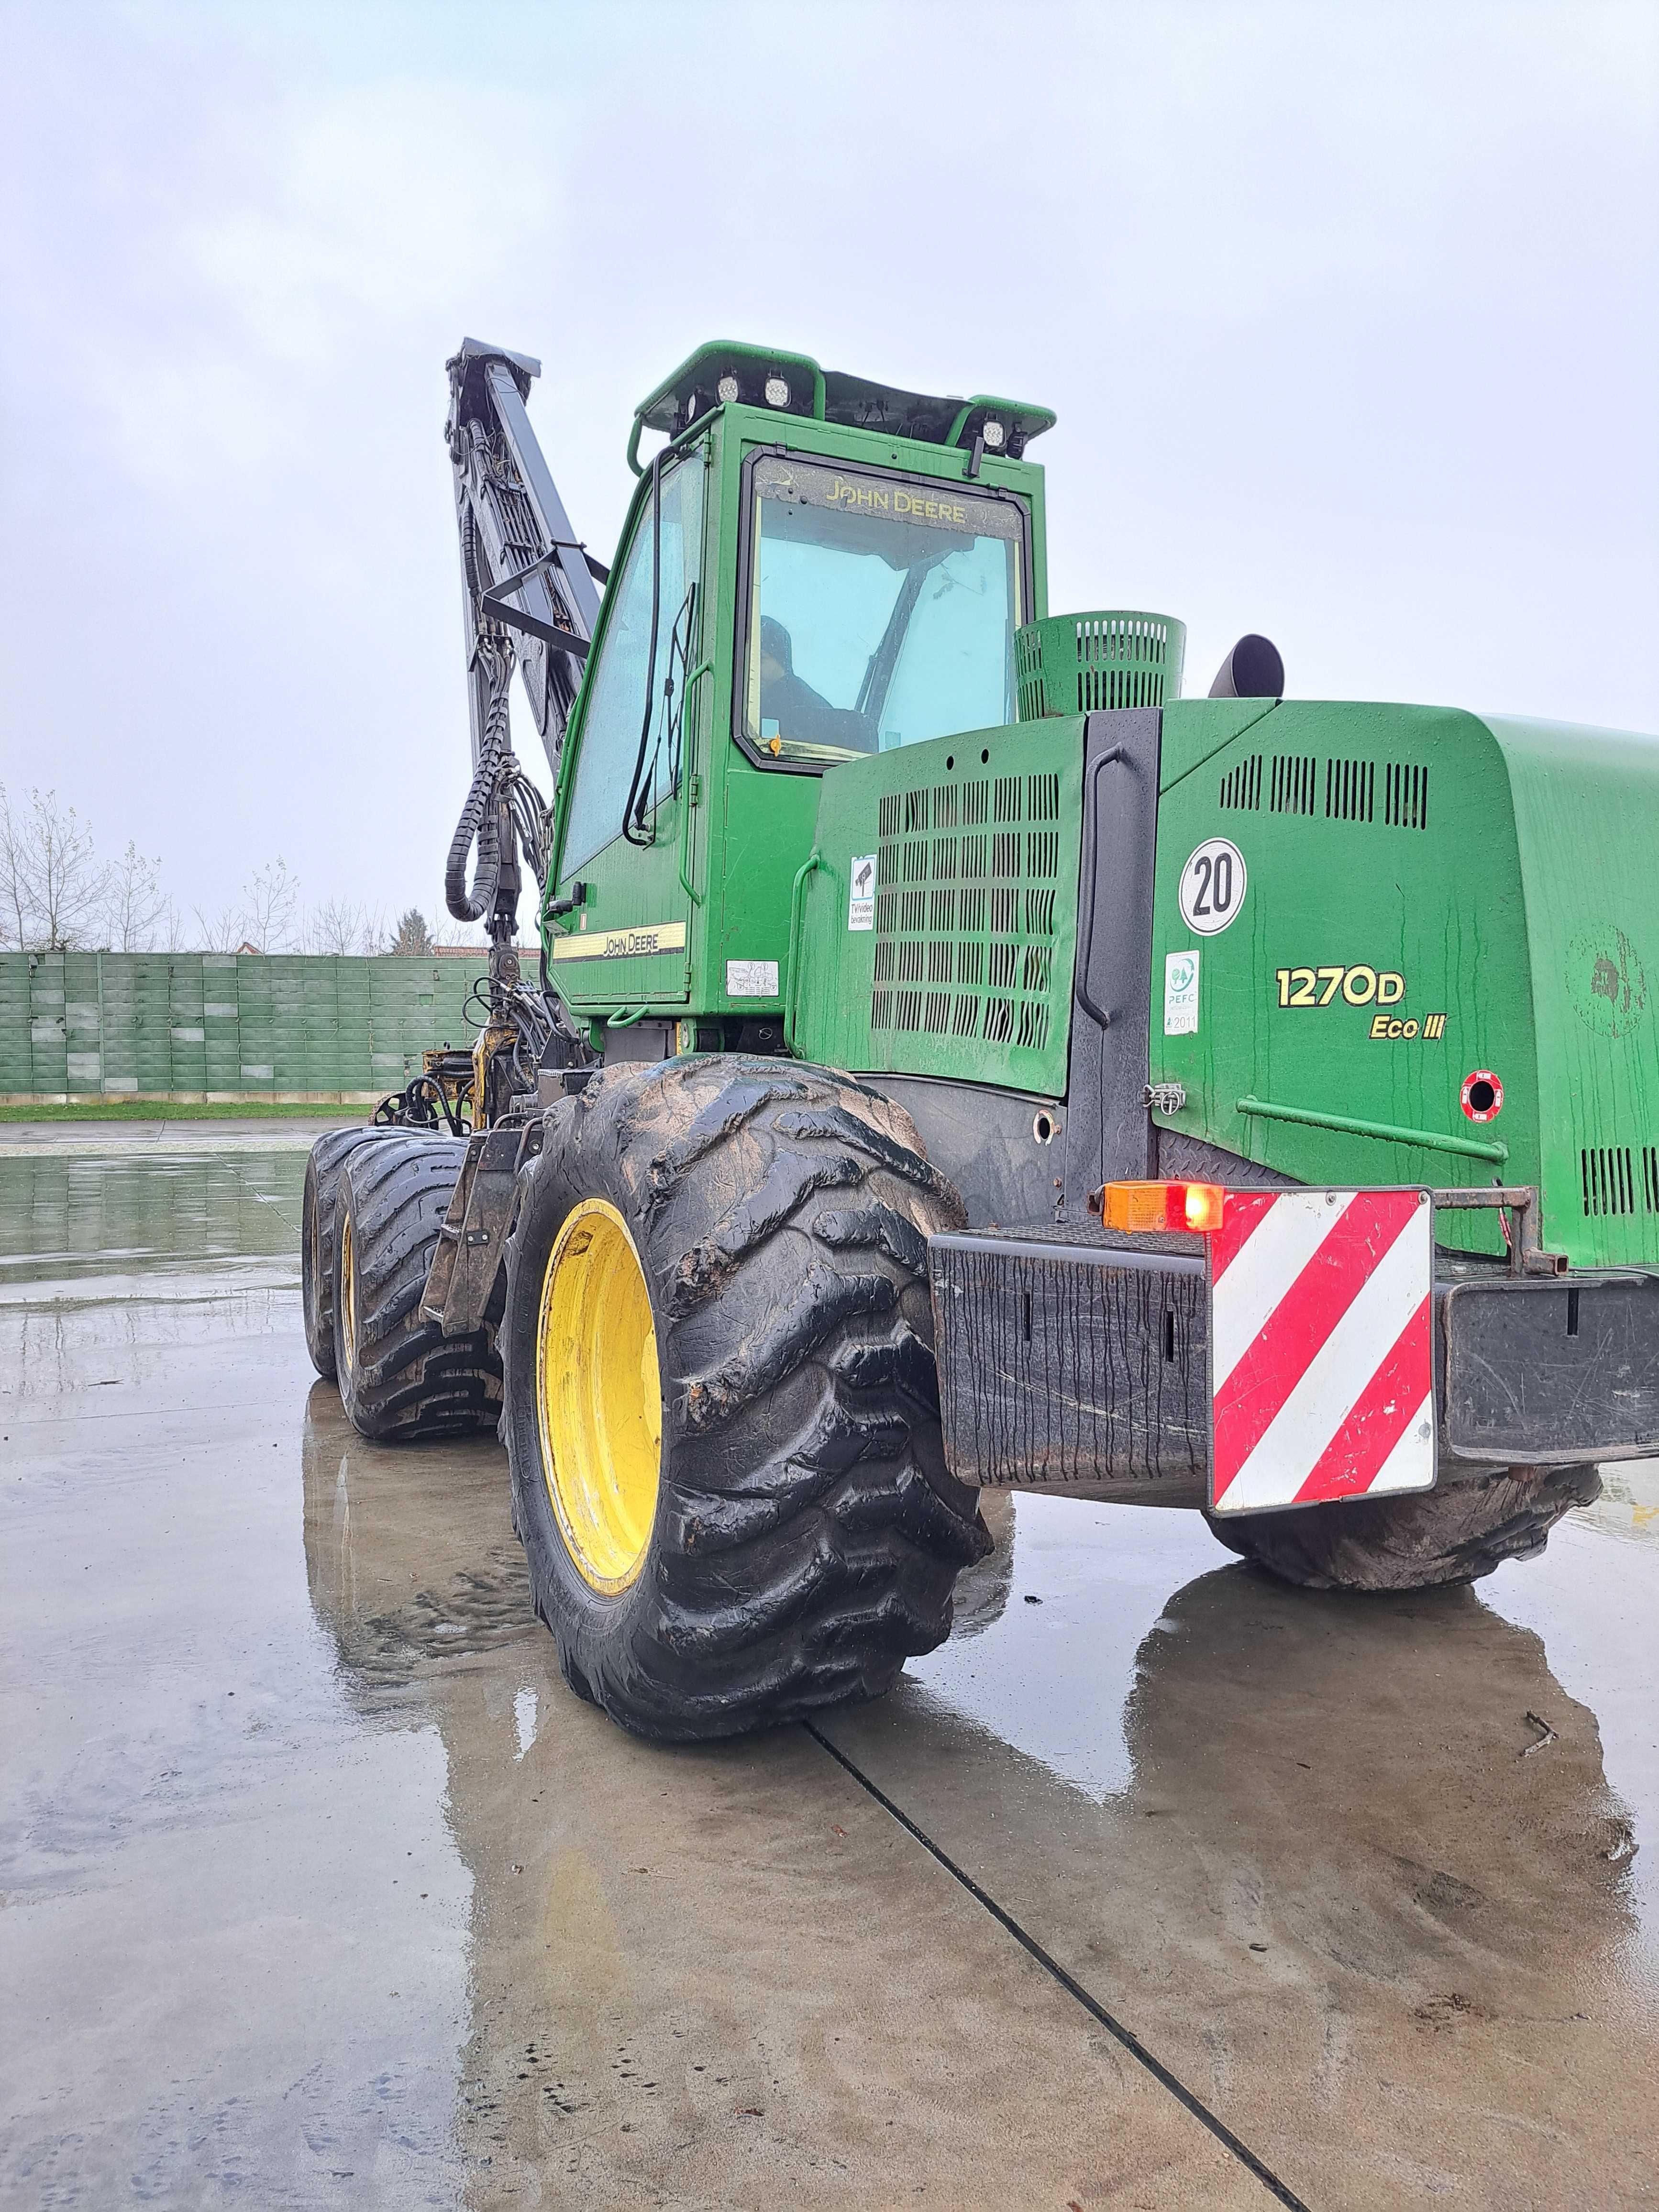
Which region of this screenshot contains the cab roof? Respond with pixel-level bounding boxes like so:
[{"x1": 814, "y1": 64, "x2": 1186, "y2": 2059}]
[{"x1": 633, "y1": 339, "x2": 1056, "y2": 460}]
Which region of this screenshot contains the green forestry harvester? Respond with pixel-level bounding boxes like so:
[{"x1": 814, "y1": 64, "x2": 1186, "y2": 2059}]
[{"x1": 301, "y1": 337, "x2": 1659, "y2": 1740}]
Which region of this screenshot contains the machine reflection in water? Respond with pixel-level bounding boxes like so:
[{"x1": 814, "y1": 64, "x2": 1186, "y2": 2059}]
[{"x1": 300, "y1": 1392, "x2": 1649, "y2": 2204}]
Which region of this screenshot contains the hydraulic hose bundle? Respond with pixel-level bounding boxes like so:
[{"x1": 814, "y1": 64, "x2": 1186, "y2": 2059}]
[
  {"x1": 430, "y1": 623, "x2": 588, "y2": 1129},
  {"x1": 444, "y1": 634, "x2": 518, "y2": 926}
]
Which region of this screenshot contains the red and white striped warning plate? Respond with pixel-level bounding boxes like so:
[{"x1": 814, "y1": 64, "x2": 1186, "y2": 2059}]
[{"x1": 1209, "y1": 1189, "x2": 1436, "y2": 1515}]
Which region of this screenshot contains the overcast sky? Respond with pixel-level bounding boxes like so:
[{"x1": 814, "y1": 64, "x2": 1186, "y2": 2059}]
[{"x1": 2, "y1": 0, "x2": 1655, "y2": 937}]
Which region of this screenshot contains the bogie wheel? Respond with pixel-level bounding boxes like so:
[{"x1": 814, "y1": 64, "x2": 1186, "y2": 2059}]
[
  {"x1": 501, "y1": 1056, "x2": 991, "y2": 1742},
  {"x1": 1205, "y1": 1461, "x2": 1601, "y2": 1592},
  {"x1": 302, "y1": 1126, "x2": 406, "y2": 1379},
  {"x1": 333, "y1": 1134, "x2": 503, "y2": 1442}
]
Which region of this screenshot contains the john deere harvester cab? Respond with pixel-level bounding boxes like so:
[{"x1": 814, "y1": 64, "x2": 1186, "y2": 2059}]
[{"x1": 300, "y1": 335, "x2": 1659, "y2": 1741}]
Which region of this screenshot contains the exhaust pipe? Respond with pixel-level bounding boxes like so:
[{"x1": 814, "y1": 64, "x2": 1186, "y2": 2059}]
[{"x1": 1208, "y1": 634, "x2": 1284, "y2": 700}]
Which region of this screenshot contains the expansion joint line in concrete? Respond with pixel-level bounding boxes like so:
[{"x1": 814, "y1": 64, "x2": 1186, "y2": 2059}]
[{"x1": 803, "y1": 1722, "x2": 1311, "y2": 2212}]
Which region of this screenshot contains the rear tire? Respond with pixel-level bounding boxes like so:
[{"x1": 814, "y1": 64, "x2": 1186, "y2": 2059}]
[
  {"x1": 501, "y1": 1055, "x2": 991, "y2": 1742},
  {"x1": 333, "y1": 1134, "x2": 502, "y2": 1442},
  {"x1": 1205, "y1": 1462, "x2": 1601, "y2": 1591},
  {"x1": 302, "y1": 1126, "x2": 401, "y2": 1379}
]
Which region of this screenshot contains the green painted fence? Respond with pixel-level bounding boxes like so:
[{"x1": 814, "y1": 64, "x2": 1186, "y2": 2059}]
[{"x1": 0, "y1": 953, "x2": 489, "y2": 1104}]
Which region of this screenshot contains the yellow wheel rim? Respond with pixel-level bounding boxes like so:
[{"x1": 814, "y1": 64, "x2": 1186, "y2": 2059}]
[
  {"x1": 536, "y1": 1198, "x2": 662, "y2": 1594},
  {"x1": 338, "y1": 1210, "x2": 357, "y2": 1377}
]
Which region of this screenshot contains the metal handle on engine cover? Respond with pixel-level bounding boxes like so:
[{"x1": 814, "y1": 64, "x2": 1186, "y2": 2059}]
[
  {"x1": 783, "y1": 848, "x2": 825, "y2": 1054},
  {"x1": 1076, "y1": 745, "x2": 1131, "y2": 1032}
]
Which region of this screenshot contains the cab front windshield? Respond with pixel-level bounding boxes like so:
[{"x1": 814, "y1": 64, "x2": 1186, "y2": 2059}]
[{"x1": 743, "y1": 455, "x2": 1024, "y2": 763}]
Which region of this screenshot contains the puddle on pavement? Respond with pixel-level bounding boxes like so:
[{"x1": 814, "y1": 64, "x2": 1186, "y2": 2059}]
[
  {"x1": 915, "y1": 1481, "x2": 1658, "y2": 1953},
  {"x1": 1578, "y1": 1456, "x2": 1659, "y2": 1547},
  {"x1": 4, "y1": 1148, "x2": 1657, "y2": 2210},
  {"x1": 836, "y1": 1482, "x2": 1659, "y2": 2203},
  {"x1": 0, "y1": 1149, "x2": 304, "y2": 1293}
]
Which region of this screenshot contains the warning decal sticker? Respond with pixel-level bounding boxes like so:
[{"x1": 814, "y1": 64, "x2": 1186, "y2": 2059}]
[{"x1": 848, "y1": 855, "x2": 876, "y2": 931}]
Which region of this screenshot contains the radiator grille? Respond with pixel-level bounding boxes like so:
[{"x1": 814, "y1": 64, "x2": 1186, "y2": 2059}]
[{"x1": 872, "y1": 772, "x2": 1060, "y2": 1053}]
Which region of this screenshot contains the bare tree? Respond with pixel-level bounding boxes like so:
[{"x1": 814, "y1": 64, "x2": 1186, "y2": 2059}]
[
  {"x1": 190, "y1": 902, "x2": 244, "y2": 953},
  {"x1": 388, "y1": 906, "x2": 435, "y2": 957},
  {"x1": 0, "y1": 786, "x2": 29, "y2": 950},
  {"x1": 240, "y1": 858, "x2": 299, "y2": 952},
  {"x1": 304, "y1": 897, "x2": 383, "y2": 956},
  {"x1": 0, "y1": 785, "x2": 108, "y2": 949},
  {"x1": 103, "y1": 841, "x2": 169, "y2": 951}
]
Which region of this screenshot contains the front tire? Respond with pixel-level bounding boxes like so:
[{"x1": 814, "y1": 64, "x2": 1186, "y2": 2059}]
[
  {"x1": 501, "y1": 1056, "x2": 991, "y2": 1742},
  {"x1": 302, "y1": 1126, "x2": 401, "y2": 1379},
  {"x1": 333, "y1": 1134, "x2": 502, "y2": 1441},
  {"x1": 1206, "y1": 1461, "x2": 1601, "y2": 1591}
]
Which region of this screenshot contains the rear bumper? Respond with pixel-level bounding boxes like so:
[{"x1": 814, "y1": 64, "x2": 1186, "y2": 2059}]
[
  {"x1": 928, "y1": 1225, "x2": 1659, "y2": 1498},
  {"x1": 1439, "y1": 1272, "x2": 1659, "y2": 1465}
]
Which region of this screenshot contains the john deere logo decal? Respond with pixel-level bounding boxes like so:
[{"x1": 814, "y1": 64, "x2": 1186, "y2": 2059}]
[{"x1": 552, "y1": 922, "x2": 688, "y2": 963}]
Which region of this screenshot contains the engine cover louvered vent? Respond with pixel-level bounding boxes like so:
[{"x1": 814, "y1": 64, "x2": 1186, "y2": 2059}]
[
  {"x1": 1325, "y1": 758, "x2": 1375, "y2": 822},
  {"x1": 1385, "y1": 762, "x2": 1430, "y2": 829},
  {"x1": 1579, "y1": 1144, "x2": 1659, "y2": 1217},
  {"x1": 1219, "y1": 754, "x2": 1262, "y2": 810},
  {"x1": 1269, "y1": 754, "x2": 1318, "y2": 815},
  {"x1": 1216, "y1": 751, "x2": 1431, "y2": 829}
]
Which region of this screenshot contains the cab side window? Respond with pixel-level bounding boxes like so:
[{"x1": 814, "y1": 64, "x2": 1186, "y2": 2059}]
[{"x1": 561, "y1": 450, "x2": 704, "y2": 872}]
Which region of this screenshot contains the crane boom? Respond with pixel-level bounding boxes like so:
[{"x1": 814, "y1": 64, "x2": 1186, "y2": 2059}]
[{"x1": 444, "y1": 337, "x2": 600, "y2": 780}]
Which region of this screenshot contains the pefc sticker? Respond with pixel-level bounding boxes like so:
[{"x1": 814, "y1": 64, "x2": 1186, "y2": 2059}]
[
  {"x1": 1164, "y1": 949, "x2": 1200, "y2": 1035},
  {"x1": 1178, "y1": 838, "x2": 1246, "y2": 936},
  {"x1": 848, "y1": 854, "x2": 876, "y2": 931}
]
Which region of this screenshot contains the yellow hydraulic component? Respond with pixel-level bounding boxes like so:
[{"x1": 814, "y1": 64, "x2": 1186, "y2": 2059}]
[
  {"x1": 536, "y1": 1198, "x2": 662, "y2": 1593},
  {"x1": 469, "y1": 1018, "x2": 516, "y2": 1130},
  {"x1": 338, "y1": 1211, "x2": 358, "y2": 1377}
]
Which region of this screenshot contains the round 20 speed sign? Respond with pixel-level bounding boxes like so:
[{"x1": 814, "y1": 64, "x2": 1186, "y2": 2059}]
[{"x1": 1178, "y1": 837, "x2": 1247, "y2": 936}]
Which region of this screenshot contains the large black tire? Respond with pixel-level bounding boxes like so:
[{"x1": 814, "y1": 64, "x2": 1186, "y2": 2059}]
[
  {"x1": 501, "y1": 1055, "x2": 991, "y2": 1742},
  {"x1": 302, "y1": 1126, "x2": 403, "y2": 1379},
  {"x1": 1205, "y1": 1462, "x2": 1601, "y2": 1592},
  {"x1": 333, "y1": 1134, "x2": 503, "y2": 1442}
]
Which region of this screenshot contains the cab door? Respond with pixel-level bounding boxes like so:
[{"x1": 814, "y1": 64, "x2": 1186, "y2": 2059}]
[{"x1": 547, "y1": 445, "x2": 707, "y2": 1016}]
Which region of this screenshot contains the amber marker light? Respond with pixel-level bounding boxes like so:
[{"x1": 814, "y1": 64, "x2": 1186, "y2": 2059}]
[{"x1": 1089, "y1": 1180, "x2": 1226, "y2": 1234}]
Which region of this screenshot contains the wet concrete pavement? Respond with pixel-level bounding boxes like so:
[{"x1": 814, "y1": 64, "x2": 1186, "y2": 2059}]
[{"x1": 2, "y1": 1137, "x2": 1656, "y2": 2208}]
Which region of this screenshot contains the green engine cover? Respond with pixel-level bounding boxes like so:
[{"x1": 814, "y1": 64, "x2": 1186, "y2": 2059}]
[
  {"x1": 1150, "y1": 700, "x2": 1659, "y2": 1270},
  {"x1": 794, "y1": 692, "x2": 1657, "y2": 1272}
]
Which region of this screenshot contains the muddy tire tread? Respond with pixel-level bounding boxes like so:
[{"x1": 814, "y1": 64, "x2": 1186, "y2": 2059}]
[
  {"x1": 503, "y1": 1056, "x2": 990, "y2": 1742},
  {"x1": 335, "y1": 1135, "x2": 502, "y2": 1442},
  {"x1": 302, "y1": 1126, "x2": 405, "y2": 1379},
  {"x1": 1206, "y1": 1462, "x2": 1601, "y2": 1591}
]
